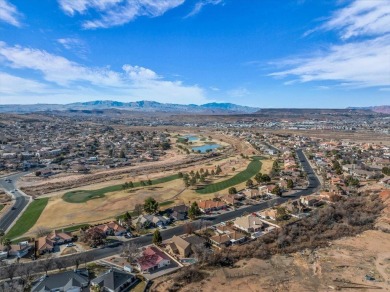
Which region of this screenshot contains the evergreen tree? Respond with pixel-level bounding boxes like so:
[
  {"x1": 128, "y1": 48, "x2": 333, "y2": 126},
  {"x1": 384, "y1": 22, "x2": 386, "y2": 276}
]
[{"x1": 152, "y1": 230, "x2": 162, "y2": 245}]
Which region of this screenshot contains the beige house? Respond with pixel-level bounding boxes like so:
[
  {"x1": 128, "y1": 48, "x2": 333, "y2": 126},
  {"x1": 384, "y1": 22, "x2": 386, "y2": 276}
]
[
  {"x1": 166, "y1": 235, "x2": 192, "y2": 258},
  {"x1": 233, "y1": 215, "x2": 264, "y2": 233}
]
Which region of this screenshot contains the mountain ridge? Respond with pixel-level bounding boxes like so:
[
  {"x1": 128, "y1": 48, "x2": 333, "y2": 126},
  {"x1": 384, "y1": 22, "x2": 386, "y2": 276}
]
[{"x1": 0, "y1": 100, "x2": 259, "y2": 114}]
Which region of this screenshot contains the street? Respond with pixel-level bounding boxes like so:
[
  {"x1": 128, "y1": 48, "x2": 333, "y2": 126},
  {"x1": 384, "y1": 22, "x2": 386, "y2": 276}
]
[{"x1": 0, "y1": 171, "x2": 31, "y2": 232}]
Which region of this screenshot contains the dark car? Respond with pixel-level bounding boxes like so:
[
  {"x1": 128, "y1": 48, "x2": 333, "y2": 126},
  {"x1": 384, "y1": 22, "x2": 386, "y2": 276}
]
[{"x1": 11, "y1": 206, "x2": 17, "y2": 210}]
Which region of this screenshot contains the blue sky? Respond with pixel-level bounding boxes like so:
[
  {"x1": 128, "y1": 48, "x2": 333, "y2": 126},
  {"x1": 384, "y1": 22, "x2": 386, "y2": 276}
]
[{"x1": 0, "y1": 0, "x2": 389, "y2": 107}]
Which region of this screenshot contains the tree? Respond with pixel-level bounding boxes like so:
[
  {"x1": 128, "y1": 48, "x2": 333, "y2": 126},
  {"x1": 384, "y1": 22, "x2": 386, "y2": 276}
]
[
  {"x1": 261, "y1": 174, "x2": 271, "y2": 183},
  {"x1": 119, "y1": 149, "x2": 126, "y2": 158},
  {"x1": 128, "y1": 181, "x2": 134, "y2": 188},
  {"x1": 35, "y1": 171, "x2": 41, "y2": 176},
  {"x1": 144, "y1": 197, "x2": 159, "y2": 214},
  {"x1": 255, "y1": 173, "x2": 262, "y2": 184},
  {"x1": 382, "y1": 167, "x2": 390, "y2": 176},
  {"x1": 2, "y1": 238, "x2": 11, "y2": 255},
  {"x1": 2, "y1": 262, "x2": 19, "y2": 282},
  {"x1": 188, "y1": 202, "x2": 201, "y2": 220},
  {"x1": 147, "y1": 179, "x2": 152, "y2": 186},
  {"x1": 232, "y1": 167, "x2": 236, "y2": 172},
  {"x1": 271, "y1": 185, "x2": 282, "y2": 196},
  {"x1": 123, "y1": 211, "x2": 132, "y2": 227},
  {"x1": 152, "y1": 230, "x2": 162, "y2": 245},
  {"x1": 287, "y1": 179, "x2": 294, "y2": 189},
  {"x1": 134, "y1": 204, "x2": 143, "y2": 216},
  {"x1": 140, "y1": 180, "x2": 146, "y2": 186},
  {"x1": 0, "y1": 229, "x2": 4, "y2": 244},
  {"x1": 121, "y1": 242, "x2": 140, "y2": 263},
  {"x1": 40, "y1": 254, "x2": 53, "y2": 276},
  {"x1": 246, "y1": 179, "x2": 254, "y2": 188},
  {"x1": 228, "y1": 187, "x2": 237, "y2": 194},
  {"x1": 178, "y1": 172, "x2": 183, "y2": 178},
  {"x1": 216, "y1": 165, "x2": 222, "y2": 175},
  {"x1": 276, "y1": 207, "x2": 289, "y2": 221}
]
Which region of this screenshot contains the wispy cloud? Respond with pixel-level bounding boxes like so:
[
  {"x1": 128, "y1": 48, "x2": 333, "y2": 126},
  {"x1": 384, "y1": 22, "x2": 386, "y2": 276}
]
[
  {"x1": 270, "y1": 35, "x2": 390, "y2": 88},
  {"x1": 271, "y1": 0, "x2": 390, "y2": 89},
  {"x1": 316, "y1": 0, "x2": 390, "y2": 39},
  {"x1": 0, "y1": 0, "x2": 23, "y2": 27},
  {"x1": 57, "y1": 38, "x2": 89, "y2": 58},
  {"x1": 0, "y1": 41, "x2": 208, "y2": 104},
  {"x1": 228, "y1": 87, "x2": 250, "y2": 98},
  {"x1": 58, "y1": 0, "x2": 185, "y2": 29},
  {"x1": 185, "y1": 0, "x2": 222, "y2": 18}
]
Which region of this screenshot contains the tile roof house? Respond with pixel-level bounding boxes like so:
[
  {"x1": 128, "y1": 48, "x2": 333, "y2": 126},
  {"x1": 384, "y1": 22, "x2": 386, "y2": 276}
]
[
  {"x1": 91, "y1": 268, "x2": 137, "y2": 292},
  {"x1": 35, "y1": 231, "x2": 73, "y2": 255},
  {"x1": 233, "y1": 215, "x2": 264, "y2": 233},
  {"x1": 32, "y1": 269, "x2": 89, "y2": 292},
  {"x1": 197, "y1": 200, "x2": 227, "y2": 213},
  {"x1": 95, "y1": 221, "x2": 127, "y2": 236},
  {"x1": 136, "y1": 246, "x2": 171, "y2": 273}
]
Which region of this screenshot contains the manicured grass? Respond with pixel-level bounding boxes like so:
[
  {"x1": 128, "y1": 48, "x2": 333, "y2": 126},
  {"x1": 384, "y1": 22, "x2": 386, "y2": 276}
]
[
  {"x1": 62, "y1": 174, "x2": 180, "y2": 203},
  {"x1": 196, "y1": 156, "x2": 263, "y2": 194},
  {"x1": 159, "y1": 200, "x2": 174, "y2": 207},
  {"x1": 6, "y1": 198, "x2": 49, "y2": 240},
  {"x1": 62, "y1": 223, "x2": 90, "y2": 233}
]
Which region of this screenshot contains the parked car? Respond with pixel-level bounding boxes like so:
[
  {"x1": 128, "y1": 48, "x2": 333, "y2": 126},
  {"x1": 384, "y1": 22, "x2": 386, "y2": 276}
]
[{"x1": 66, "y1": 243, "x2": 75, "y2": 247}]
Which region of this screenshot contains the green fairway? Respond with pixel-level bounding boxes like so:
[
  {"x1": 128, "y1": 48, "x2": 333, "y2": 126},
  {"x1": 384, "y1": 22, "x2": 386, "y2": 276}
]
[
  {"x1": 196, "y1": 156, "x2": 263, "y2": 194},
  {"x1": 6, "y1": 198, "x2": 49, "y2": 240},
  {"x1": 63, "y1": 173, "x2": 180, "y2": 203}
]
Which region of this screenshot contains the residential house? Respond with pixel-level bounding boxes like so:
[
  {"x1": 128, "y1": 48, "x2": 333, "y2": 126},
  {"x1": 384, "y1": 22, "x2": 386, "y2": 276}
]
[
  {"x1": 222, "y1": 194, "x2": 237, "y2": 205},
  {"x1": 197, "y1": 200, "x2": 227, "y2": 213},
  {"x1": 36, "y1": 237, "x2": 54, "y2": 255},
  {"x1": 91, "y1": 268, "x2": 137, "y2": 292},
  {"x1": 0, "y1": 241, "x2": 31, "y2": 258},
  {"x1": 300, "y1": 196, "x2": 320, "y2": 207},
  {"x1": 166, "y1": 235, "x2": 192, "y2": 258},
  {"x1": 170, "y1": 204, "x2": 189, "y2": 221},
  {"x1": 136, "y1": 246, "x2": 171, "y2": 273},
  {"x1": 32, "y1": 269, "x2": 89, "y2": 292},
  {"x1": 285, "y1": 200, "x2": 306, "y2": 214},
  {"x1": 258, "y1": 209, "x2": 278, "y2": 220},
  {"x1": 95, "y1": 221, "x2": 127, "y2": 236},
  {"x1": 243, "y1": 188, "x2": 260, "y2": 199},
  {"x1": 233, "y1": 214, "x2": 264, "y2": 233},
  {"x1": 133, "y1": 215, "x2": 170, "y2": 228}
]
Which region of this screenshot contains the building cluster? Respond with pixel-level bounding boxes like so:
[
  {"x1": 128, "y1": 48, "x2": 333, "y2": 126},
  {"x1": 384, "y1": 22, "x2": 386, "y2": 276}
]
[{"x1": 0, "y1": 118, "x2": 171, "y2": 173}]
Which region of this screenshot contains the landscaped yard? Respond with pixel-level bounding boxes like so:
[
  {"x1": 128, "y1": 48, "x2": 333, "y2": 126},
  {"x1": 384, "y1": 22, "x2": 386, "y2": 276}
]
[
  {"x1": 196, "y1": 156, "x2": 263, "y2": 194},
  {"x1": 62, "y1": 174, "x2": 180, "y2": 203},
  {"x1": 6, "y1": 198, "x2": 49, "y2": 240}
]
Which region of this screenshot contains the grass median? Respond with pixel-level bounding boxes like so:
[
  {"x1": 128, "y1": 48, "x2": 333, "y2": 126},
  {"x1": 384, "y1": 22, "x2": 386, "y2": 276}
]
[
  {"x1": 63, "y1": 173, "x2": 180, "y2": 203},
  {"x1": 196, "y1": 156, "x2": 263, "y2": 194},
  {"x1": 6, "y1": 198, "x2": 49, "y2": 240}
]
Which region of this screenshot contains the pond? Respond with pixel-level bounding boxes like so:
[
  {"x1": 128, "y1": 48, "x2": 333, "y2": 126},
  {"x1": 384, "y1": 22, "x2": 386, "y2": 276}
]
[
  {"x1": 183, "y1": 135, "x2": 199, "y2": 142},
  {"x1": 192, "y1": 143, "x2": 221, "y2": 153}
]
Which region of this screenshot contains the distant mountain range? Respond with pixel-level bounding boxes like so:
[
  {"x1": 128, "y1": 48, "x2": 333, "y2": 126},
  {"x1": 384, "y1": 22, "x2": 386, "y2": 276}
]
[
  {"x1": 0, "y1": 100, "x2": 259, "y2": 114},
  {"x1": 347, "y1": 106, "x2": 390, "y2": 114},
  {"x1": 0, "y1": 100, "x2": 388, "y2": 115}
]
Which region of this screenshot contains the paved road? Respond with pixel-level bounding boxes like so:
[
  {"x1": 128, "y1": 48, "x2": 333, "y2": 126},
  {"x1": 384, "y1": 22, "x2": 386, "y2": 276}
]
[
  {"x1": 0, "y1": 172, "x2": 31, "y2": 232},
  {"x1": 0, "y1": 149, "x2": 320, "y2": 278}
]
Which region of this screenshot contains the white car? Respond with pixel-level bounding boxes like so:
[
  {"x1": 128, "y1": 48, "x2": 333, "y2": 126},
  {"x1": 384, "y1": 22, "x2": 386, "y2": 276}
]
[{"x1": 66, "y1": 243, "x2": 75, "y2": 247}]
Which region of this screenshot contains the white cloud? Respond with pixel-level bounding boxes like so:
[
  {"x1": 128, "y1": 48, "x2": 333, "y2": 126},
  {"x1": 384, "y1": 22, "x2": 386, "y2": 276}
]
[
  {"x1": 58, "y1": 0, "x2": 185, "y2": 29},
  {"x1": 0, "y1": 42, "x2": 208, "y2": 104},
  {"x1": 228, "y1": 87, "x2": 250, "y2": 98},
  {"x1": 319, "y1": 0, "x2": 390, "y2": 39},
  {"x1": 0, "y1": 72, "x2": 48, "y2": 95},
  {"x1": 185, "y1": 0, "x2": 222, "y2": 18},
  {"x1": 0, "y1": 0, "x2": 22, "y2": 27},
  {"x1": 270, "y1": 35, "x2": 390, "y2": 88}
]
